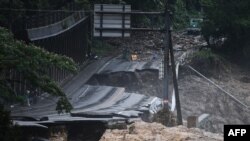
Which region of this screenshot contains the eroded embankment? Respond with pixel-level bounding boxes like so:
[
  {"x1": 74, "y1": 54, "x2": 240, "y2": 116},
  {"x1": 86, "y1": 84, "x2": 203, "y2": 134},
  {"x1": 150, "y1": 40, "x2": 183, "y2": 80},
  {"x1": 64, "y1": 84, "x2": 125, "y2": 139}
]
[
  {"x1": 87, "y1": 65, "x2": 250, "y2": 133},
  {"x1": 179, "y1": 66, "x2": 250, "y2": 133},
  {"x1": 87, "y1": 70, "x2": 164, "y2": 98}
]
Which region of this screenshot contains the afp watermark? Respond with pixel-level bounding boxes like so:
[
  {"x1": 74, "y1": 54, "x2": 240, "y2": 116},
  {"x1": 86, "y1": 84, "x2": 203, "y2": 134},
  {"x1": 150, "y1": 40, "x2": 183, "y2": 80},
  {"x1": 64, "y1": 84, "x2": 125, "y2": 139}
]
[{"x1": 224, "y1": 125, "x2": 250, "y2": 141}]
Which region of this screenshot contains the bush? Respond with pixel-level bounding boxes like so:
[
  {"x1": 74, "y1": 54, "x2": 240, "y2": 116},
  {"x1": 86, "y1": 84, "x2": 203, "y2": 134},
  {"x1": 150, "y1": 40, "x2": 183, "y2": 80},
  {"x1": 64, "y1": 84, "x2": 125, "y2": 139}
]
[
  {"x1": 191, "y1": 49, "x2": 229, "y2": 77},
  {"x1": 0, "y1": 105, "x2": 21, "y2": 141},
  {"x1": 91, "y1": 39, "x2": 115, "y2": 56},
  {"x1": 201, "y1": 0, "x2": 250, "y2": 55}
]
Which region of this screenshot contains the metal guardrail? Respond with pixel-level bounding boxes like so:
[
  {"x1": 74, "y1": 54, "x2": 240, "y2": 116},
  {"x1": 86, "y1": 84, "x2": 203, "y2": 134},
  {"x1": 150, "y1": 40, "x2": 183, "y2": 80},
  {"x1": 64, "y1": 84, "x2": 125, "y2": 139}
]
[
  {"x1": 8, "y1": 11, "x2": 91, "y2": 99},
  {"x1": 27, "y1": 11, "x2": 85, "y2": 41}
]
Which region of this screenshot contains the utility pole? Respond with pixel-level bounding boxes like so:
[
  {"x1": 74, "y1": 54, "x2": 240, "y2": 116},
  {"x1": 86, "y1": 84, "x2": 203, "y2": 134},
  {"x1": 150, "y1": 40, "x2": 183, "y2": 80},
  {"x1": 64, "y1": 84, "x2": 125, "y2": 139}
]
[
  {"x1": 164, "y1": 0, "x2": 183, "y2": 125},
  {"x1": 169, "y1": 31, "x2": 183, "y2": 125},
  {"x1": 163, "y1": 0, "x2": 170, "y2": 106}
]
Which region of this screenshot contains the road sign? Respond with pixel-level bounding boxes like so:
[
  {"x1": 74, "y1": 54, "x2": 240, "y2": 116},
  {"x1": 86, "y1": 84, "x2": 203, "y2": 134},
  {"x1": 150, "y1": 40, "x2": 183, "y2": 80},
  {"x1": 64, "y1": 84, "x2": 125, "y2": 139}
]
[{"x1": 94, "y1": 4, "x2": 131, "y2": 37}]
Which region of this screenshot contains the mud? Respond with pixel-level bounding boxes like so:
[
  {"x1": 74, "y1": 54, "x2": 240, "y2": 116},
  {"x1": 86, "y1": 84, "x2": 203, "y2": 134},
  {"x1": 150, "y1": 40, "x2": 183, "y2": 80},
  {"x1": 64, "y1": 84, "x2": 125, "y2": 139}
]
[
  {"x1": 86, "y1": 63, "x2": 250, "y2": 133},
  {"x1": 179, "y1": 66, "x2": 250, "y2": 133},
  {"x1": 100, "y1": 121, "x2": 223, "y2": 141},
  {"x1": 87, "y1": 70, "x2": 165, "y2": 98},
  {"x1": 90, "y1": 32, "x2": 250, "y2": 134}
]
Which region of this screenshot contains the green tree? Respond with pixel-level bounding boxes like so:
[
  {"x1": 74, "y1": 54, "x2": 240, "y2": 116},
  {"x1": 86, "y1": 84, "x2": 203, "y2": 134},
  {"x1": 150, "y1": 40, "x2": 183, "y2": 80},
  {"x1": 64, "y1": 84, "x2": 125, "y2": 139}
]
[
  {"x1": 0, "y1": 27, "x2": 77, "y2": 113},
  {"x1": 201, "y1": 0, "x2": 250, "y2": 56},
  {"x1": 77, "y1": 0, "x2": 165, "y2": 11},
  {"x1": 172, "y1": 0, "x2": 189, "y2": 29},
  {"x1": 0, "y1": 0, "x2": 75, "y2": 29},
  {"x1": 185, "y1": 0, "x2": 201, "y2": 11},
  {"x1": 0, "y1": 0, "x2": 24, "y2": 29}
]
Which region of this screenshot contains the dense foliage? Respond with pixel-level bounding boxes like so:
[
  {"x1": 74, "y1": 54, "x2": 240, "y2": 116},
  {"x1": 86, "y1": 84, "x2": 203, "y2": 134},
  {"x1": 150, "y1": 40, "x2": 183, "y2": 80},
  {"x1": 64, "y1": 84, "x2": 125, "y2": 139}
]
[
  {"x1": 0, "y1": 0, "x2": 204, "y2": 30},
  {"x1": 0, "y1": 27, "x2": 77, "y2": 113},
  {"x1": 76, "y1": 0, "x2": 165, "y2": 10},
  {"x1": 0, "y1": 0, "x2": 72, "y2": 28},
  {"x1": 0, "y1": 104, "x2": 20, "y2": 141},
  {"x1": 201, "y1": 0, "x2": 250, "y2": 56}
]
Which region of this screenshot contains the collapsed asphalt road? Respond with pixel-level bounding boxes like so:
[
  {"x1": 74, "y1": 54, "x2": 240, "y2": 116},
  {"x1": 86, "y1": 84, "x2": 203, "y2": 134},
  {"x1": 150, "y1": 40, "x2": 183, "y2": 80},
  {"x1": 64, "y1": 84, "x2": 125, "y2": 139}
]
[
  {"x1": 88, "y1": 32, "x2": 250, "y2": 133},
  {"x1": 10, "y1": 31, "x2": 250, "y2": 141},
  {"x1": 11, "y1": 57, "x2": 163, "y2": 129},
  {"x1": 87, "y1": 58, "x2": 163, "y2": 97}
]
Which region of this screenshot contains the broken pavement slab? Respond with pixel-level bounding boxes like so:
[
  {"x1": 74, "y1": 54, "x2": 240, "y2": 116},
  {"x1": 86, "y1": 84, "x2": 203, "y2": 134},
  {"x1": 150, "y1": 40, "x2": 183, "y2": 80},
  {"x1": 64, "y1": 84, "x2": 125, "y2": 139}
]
[
  {"x1": 12, "y1": 85, "x2": 161, "y2": 126},
  {"x1": 11, "y1": 57, "x2": 163, "y2": 127},
  {"x1": 96, "y1": 58, "x2": 161, "y2": 74}
]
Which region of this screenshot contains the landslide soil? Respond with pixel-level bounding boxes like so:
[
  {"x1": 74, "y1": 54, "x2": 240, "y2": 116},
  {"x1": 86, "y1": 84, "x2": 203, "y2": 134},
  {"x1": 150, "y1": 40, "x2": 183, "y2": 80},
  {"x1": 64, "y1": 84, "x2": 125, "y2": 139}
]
[
  {"x1": 93, "y1": 32, "x2": 250, "y2": 133},
  {"x1": 179, "y1": 61, "x2": 250, "y2": 133},
  {"x1": 100, "y1": 121, "x2": 223, "y2": 141}
]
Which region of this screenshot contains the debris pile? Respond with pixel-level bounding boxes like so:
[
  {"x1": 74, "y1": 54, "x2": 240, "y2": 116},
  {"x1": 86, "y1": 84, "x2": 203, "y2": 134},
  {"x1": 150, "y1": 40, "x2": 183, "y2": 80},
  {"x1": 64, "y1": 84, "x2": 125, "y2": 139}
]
[
  {"x1": 100, "y1": 121, "x2": 223, "y2": 141},
  {"x1": 50, "y1": 132, "x2": 67, "y2": 141},
  {"x1": 172, "y1": 31, "x2": 206, "y2": 50},
  {"x1": 106, "y1": 32, "x2": 164, "y2": 61},
  {"x1": 106, "y1": 31, "x2": 205, "y2": 62}
]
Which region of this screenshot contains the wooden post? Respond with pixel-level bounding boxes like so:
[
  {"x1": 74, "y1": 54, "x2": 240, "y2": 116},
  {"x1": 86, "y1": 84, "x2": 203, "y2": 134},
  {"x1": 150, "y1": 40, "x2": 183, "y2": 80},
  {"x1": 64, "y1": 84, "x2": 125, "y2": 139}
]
[{"x1": 187, "y1": 116, "x2": 198, "y2": 128}]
